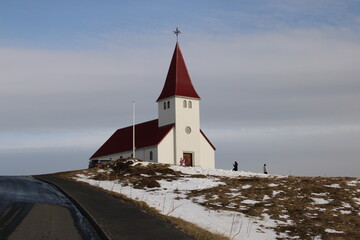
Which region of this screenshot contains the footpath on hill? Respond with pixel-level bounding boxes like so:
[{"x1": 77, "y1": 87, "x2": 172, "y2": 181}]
[{"x1": 35, "y1": 174, "x2": 194, "y2": 240}]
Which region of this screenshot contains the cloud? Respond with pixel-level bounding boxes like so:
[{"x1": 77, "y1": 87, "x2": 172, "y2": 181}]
[
  {"x1": 182, "y1": 29, "x2": 360, "y2": 127},
  {"x1": 2, "y1": 28, "x2": 360, "y2": 130},
  {"x1": 1, "y1": 26, "x2": 360, "y2": 176},
  {"x1": 0, "y1": 46, "x2": 168, "y2": 132}
]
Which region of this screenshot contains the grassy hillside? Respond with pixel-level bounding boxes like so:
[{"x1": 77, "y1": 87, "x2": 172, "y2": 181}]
[{"x1": 61, "y1": 159, "x2": 360, "y2": 240}]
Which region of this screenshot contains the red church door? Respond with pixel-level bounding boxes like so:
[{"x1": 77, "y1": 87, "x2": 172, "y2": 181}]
[{"x1": 183, "y1": 153, "x2": 193, "y2": 167}]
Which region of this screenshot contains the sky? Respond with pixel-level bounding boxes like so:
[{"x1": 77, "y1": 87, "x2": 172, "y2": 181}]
[{"x1": 1, "y1": 0, "x2": 360, "y2": 177}]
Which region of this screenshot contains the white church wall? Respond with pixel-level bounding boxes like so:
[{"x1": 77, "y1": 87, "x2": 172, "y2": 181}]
[
  {"x1": 158, "y1": 128, "x2": 175, "y2": 164},
  {"x1": 135, "y1": 149, "x2": 145, "y2": 160},
  {"x1": 95, "y1": 146, "x2": 158, "y2": 162},
  {"x1": 174, "y1": 97, "x2": 201, "y2": 166},
  {"x1": 143, "y1": 147, "x2": 158, "y2": 162},
  {"x1": 158, "y1": 98, "x2": 176, "y2": 127},
  {"x1": 200, "y1": 134, "x2": 215, "y2": 168}
]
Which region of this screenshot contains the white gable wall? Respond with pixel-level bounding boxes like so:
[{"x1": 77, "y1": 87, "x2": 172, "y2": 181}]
[{"x1": 200, "y1": 134, "x2": 215, "y2": 168}]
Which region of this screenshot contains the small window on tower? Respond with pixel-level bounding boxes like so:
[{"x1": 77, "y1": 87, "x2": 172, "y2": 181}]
[
  {"x1": 164, "y1": 102, "x2": 166, "y2": 109},
  {"x1": 150, "y1": 151, "x2": 153, "y2": 160},
  {"x1": 167, "y1": 101, "x2": 170, "y2": 108},
  {"x1": 188, "y1": 101, "x2": 192, "y2": 108},
  {"x1": 183, "y1": 100, "x2": 187, "y2": 108}
]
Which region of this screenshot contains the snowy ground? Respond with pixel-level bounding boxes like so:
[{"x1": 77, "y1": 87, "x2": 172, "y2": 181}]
[{"x1": 72, "y1": 159, "x2": 360, "y2": 240}]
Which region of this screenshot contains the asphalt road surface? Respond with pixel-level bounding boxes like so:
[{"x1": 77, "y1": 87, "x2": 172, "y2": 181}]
[
  {"x1": 36, "y1": 174, "x2": 194, "y2": 240},
  {"x1": 0, "y1": 176, "x2": 101, "y2": 240}
]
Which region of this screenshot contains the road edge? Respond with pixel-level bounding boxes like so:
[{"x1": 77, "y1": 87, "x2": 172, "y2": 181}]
[{"x1": 32, "y1": 175, "x2": 111, "y2": 240}]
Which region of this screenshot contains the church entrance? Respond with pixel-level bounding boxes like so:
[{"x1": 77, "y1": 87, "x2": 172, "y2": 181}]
[{"x1": 183, "y1": 153, "x2": 193, "y2": 167}]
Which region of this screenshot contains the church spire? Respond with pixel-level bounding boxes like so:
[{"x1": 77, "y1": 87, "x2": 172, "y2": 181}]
[{"x1": 156, "y1": 43, "x2": 200, "y2": 102}]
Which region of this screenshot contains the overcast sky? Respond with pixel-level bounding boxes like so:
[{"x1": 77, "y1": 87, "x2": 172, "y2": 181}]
[{"x1": 1, "y1": 0, "x2": 360, "y2": 176}]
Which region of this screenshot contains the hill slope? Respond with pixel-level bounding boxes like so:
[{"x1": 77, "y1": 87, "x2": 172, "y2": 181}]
[{"x1": 62, "y1": 159, "x2": 360, "y2": 240}]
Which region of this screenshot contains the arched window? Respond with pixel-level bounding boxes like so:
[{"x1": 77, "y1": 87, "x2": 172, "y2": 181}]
[
  {"x1": 120, "y1": 156, "x2": 123, "y2": 159},
  {"x1": 164, "y1": 102, "x2": 166, "y2": 109},
  {"x1": 188, "y1": 101, "x2": 192, "y2": 108},
  {"x1": 150, "y1": 151, "x2": 153, "y2": 160},
  {"x1": 167, "y1": 101, "x2": 170, "y2": 108},
  {"x1": 183, "y1": 100, "x2": 187, "y2": 108}
]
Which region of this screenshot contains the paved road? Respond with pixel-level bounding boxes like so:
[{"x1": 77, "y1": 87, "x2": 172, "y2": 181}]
[
  {"x1": 0, "y1": 176, "x2": 101, "y2": 240},
  {"x1": 36, "y1": 174, "x2": 194, "y2": 240}
]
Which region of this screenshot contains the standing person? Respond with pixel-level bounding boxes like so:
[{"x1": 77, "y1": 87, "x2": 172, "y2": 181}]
[
  {"x1": 180, "y1": 158, "x2": 185, "y2": 166},
  {"x1": 263, "y1": 164, "x2": 268, "y2": 174},
  {"x1": 233, "y1": 161, "x2": 238, "y2": 171}
]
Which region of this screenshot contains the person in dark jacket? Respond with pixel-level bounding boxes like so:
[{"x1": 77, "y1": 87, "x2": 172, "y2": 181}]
[
  {"x1": 263, "y1": 164, "x2": 268, "y2": 174},
  {"x1": 233, "y1": 161, "x2": 238, "y2": 171}
]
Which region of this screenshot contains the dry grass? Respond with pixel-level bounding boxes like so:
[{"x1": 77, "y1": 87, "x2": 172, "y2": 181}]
[
  {"x1": 59, "y1": 158, "x2": 360, "y2": 240},
  {"x1": 187, "y1": 176, "x2": 360, "y2": 240},
  {"x1": 63, "y1": 159, "x2": 185, "y2": 188}
]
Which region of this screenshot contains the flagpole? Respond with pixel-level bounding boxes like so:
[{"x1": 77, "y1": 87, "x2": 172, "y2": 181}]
[{"x1": 132, "y1": 100, "x2": 135, "y2": 159}]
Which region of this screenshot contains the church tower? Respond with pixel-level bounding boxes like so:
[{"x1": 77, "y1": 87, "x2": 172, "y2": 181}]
[{"x1": 157, "y1": 43, "x2": 203, "y2": 166}]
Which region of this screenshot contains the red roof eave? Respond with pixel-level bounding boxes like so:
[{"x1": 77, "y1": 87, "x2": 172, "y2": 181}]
[{"x1": 200, "y1": 130, "x2": 216, "y2": 150}]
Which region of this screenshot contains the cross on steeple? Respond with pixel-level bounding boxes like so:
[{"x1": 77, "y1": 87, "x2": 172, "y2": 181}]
[{"x1": 173, "y1": 27, "x2": 181, "y2": 42}]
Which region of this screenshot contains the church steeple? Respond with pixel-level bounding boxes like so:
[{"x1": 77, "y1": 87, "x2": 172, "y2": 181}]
[{"x1": 156, "y1": 43, "x2": 200, "y2": 102}]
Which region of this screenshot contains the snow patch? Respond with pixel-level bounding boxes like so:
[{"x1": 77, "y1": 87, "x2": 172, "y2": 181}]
[
  {"x1": 241, "y1": 199, "x2": 260, "y2": 205},
  {"x1": 311, "y1": 198, "x2": 331, "y2": 205},
  {"x1": 268, "y1": 183, "x2": 279, "y2": 187},
  {"x1": 342, "y1": 203, "x2": 351, "y2": 208},
  {"x1": 311, "y1": 192, "x2": 328, "y2": 196},
  {"x1": 353, "y1": 198, "x2": 360, "y2": 205},
  {"x1": 158, "y1": 177, "x2": 224, "y2": 191},
  {"x1": 347, "y1": 179, "x2": 360, "y2": 186},
  {"x1": 272, "y1": 190, "x2": 284, "y2": 197},
  {"x1": 76, "y1": 173, "x2": 92, "y2": 179},
  {"x1": 169, "y1": 165, "x2": 282, "y2": 178},
  {"x1": 325, "y1": 229, "x2": 344, "y2": 234},
  {"x1": 263, "y1": 195, "x2": 271, "y2": 201},
  {"x1": 339, "y1": 210, "x2": 352, "y2": 214}
]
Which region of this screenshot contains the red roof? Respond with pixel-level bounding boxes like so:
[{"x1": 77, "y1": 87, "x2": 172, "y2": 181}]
[
  {"x1": 157, "y1": 43, "x2": 200, "y2": 101},
  {"x1": 90, "y1": 119, "x2": 174, "y2": 159}
]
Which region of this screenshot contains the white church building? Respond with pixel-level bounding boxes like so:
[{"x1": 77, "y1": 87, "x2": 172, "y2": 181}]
[{"x1": 90, "y1": 42, "x2": 215, "y2": 168}]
